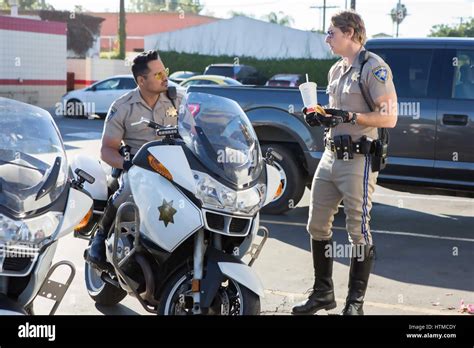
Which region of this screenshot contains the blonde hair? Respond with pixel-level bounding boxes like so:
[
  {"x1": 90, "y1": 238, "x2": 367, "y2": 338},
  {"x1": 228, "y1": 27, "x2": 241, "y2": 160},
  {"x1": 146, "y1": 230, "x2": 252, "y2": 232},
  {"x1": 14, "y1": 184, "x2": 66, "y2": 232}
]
[{"x1": 331, "y1": 10, "x2": 367, "y2": 45}]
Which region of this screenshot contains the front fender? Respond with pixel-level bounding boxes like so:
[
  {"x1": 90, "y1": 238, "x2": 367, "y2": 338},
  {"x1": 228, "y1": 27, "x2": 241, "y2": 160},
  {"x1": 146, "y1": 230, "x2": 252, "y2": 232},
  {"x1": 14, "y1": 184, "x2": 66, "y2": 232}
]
[
  {"x1": 200, "y1": 247, "x2": 264, "y2": 308},
  {"x1": 218, "y1": 262, "x2": 265, "y2": 298}
]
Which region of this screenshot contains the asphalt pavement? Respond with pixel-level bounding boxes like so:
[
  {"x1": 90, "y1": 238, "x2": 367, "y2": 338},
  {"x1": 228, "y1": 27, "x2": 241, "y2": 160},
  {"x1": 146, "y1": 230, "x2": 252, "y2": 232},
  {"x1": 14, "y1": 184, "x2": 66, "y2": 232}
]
[{"x1": 34, "y1": 116, "x2": 474, "y2": 316}]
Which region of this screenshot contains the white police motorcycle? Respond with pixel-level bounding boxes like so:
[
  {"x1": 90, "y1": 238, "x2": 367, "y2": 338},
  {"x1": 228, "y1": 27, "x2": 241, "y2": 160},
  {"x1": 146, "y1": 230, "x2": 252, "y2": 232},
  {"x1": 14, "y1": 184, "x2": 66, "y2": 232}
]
[
  {"x1": 72, "y1": 92, "x2": 282, "y2": 315},
  {"x1": 0, "y1": 98, "x2": 93, "y2": 315}
]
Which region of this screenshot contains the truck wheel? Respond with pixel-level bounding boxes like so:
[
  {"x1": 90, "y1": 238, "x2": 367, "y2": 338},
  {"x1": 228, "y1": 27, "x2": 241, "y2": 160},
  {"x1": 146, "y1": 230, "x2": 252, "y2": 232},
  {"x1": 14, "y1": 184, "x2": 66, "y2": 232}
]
[{"x1": 261, "y1": 144, "x2": 305, "y2": 215}]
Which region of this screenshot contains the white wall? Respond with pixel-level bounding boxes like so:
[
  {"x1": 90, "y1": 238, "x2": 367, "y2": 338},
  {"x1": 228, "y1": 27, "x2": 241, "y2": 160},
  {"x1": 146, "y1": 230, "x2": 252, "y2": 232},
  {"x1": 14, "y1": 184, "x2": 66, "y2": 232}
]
[
  {"x1": 0, "y1": 22, "x2": 67, "y2": 109},
  {"x1": 67, "y1": 58, "x2": 131, "y2": 89},
  {"x1": 145, "y1": 16, "x2": 332, "y2": 60}
]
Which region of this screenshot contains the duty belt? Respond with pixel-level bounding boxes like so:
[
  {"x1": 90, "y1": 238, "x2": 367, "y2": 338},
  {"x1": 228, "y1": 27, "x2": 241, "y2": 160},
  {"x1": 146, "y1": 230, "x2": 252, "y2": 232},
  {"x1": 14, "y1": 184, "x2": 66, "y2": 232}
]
[{"x1": 325, "y1": 137, "x2": 374, "y2": 155}]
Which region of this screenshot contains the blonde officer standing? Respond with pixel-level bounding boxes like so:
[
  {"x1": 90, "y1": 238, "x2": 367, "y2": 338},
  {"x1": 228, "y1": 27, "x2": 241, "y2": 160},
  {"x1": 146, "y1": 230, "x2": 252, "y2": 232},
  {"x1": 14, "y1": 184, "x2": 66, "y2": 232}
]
[
  {"x1": 292, "y1": 11, "x2": 398, "y2": 315},
  {"x1": 86, "y1": 50, "x2": 183, "y2": 270}
]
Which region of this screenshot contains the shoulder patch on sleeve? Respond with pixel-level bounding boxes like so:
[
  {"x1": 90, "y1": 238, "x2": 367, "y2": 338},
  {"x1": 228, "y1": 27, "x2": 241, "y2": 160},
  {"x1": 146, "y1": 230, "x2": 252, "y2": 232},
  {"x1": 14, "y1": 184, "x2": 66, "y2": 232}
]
[
  {"x1": 372, "y1": 65, "x2": 389, "y2": 83},
  {"x1": 106, "y1": 105, "x2": 118, "y2": 121}
]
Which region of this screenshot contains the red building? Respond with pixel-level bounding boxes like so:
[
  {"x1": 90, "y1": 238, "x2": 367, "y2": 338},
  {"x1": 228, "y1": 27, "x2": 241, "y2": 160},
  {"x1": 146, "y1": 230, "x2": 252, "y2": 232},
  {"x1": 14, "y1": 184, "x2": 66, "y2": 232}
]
[{"x1": 92, "y1": 12, "x2": 218, "y2": 52}]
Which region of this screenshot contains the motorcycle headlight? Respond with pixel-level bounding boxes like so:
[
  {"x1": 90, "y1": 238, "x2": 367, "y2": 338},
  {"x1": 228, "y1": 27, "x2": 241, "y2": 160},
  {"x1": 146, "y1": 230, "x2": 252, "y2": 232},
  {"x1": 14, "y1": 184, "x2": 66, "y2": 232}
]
[
  {"x1": 193, "y1": 171, "x2": 265, "y2": 215},
  {"x1": 0, "y1": 212, "x2": 63, "y2": 250}
]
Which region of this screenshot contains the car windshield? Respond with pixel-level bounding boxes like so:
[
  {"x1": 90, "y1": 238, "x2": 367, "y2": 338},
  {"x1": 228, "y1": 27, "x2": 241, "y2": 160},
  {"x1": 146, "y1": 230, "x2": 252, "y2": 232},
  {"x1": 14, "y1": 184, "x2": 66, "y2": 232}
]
[
  {"x1": 179, "y1": 92, "x2": 263, "y2": 188},
  {"x1": 0, "y1": 98, "x2": 68, "y2": 215}
]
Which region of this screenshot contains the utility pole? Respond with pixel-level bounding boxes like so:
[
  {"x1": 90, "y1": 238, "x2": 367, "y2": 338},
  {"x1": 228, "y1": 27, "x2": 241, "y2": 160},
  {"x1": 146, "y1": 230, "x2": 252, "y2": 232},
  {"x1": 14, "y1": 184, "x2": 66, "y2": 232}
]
[
  {"x1": 118, "y1": 0, "x2": 126, "y2": 59},
  {"x1": 311, "y1": 0, "x2": 339, "y2": 32},
  {"x1": 396, "y1": 0, "x2": 401, "y2": 37},
  {"x1": 454, "y1": 17, "x2": 465, "y2": 25},
  {"x1": 351, "y1": 0, "x2": 356, "y2": 10}
]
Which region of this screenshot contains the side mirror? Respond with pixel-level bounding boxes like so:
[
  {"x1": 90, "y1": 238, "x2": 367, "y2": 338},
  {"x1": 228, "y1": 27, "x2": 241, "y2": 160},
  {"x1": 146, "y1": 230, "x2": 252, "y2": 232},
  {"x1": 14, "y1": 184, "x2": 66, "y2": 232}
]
[{"x1": 88, "y1": 85, "x2": 96, "y2": 92}]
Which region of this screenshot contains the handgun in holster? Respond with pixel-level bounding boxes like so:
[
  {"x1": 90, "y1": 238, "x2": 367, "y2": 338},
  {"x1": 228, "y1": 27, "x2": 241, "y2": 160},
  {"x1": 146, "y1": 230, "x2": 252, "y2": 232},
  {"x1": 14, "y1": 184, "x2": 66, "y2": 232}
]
[{"x1": 371, "y1": 139, "x2": 388, "y2": 172}]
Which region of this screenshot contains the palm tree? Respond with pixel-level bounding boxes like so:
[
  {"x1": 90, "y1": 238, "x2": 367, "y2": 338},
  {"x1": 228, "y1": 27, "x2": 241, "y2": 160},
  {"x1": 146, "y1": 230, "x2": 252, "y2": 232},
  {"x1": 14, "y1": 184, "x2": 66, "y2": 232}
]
[{"x1": 263, "y1": 11, "x2": 294, "y2": 27}]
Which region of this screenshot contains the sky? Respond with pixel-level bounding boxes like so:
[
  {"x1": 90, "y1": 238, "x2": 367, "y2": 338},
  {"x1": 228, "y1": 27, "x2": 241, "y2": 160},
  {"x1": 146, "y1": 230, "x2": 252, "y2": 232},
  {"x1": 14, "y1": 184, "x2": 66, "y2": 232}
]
[{"x1": 46, "y1": 0, "x2": 474, "y2": 37}]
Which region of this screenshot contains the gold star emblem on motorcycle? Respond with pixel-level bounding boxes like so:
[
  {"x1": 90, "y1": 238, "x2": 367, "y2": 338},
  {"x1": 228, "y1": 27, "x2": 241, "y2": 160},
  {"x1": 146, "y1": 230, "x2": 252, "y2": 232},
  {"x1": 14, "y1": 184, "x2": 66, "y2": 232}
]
[
  {"x1": 351, "y1": 71, "x2": 360, "y2": 82},
  {"x1": 166, "y1": 106, "x2": 178, "y2": 118},
  {"x1": 158, "y1": 199, "x2": 177, "y2": 227}
]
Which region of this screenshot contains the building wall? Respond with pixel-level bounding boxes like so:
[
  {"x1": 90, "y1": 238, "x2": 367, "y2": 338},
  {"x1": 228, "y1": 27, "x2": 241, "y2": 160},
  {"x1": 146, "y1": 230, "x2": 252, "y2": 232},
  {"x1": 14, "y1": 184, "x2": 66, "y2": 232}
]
[
  {"x1": 67, "y1": 58, "x2": 131, "y2": 90},
  {"x1": 92, "y1": 12, "x2": 217, "y2": 52},
  {"x1": 145, "y1": 16, "x2": 331, "y2": 60},
  {"x1": 0, "y1": 15, "x2": 66, "y2": 108}
]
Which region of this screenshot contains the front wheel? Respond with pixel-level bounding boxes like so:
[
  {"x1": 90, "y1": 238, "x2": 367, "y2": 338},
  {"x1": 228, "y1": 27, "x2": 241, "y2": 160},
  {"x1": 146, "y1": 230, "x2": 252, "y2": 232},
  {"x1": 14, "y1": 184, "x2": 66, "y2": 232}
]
[
  {"x1": 85, "y1": 261, "x2": 127, "y2": 306},
  {"x1": 158, "y1": 267, "x2": 260, "y2": 315}
]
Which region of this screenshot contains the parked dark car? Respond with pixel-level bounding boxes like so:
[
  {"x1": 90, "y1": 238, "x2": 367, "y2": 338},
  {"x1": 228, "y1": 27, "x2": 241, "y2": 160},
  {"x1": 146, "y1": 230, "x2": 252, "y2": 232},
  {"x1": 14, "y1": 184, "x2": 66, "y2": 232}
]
[
  {"x1": 190, "y1": 38, "x2": 474, "y2": 215},
  {"x1": 203, "y1": 64, "x2": 263, "y2": 85},
  {"x1": 265, "y1": 74, "x2": 304, "y2": 87}
]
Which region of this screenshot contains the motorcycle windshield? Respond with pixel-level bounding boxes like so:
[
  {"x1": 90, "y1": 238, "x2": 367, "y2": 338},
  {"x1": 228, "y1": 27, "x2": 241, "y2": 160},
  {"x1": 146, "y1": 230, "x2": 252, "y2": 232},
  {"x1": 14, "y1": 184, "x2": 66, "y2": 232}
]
[
  {"x1": 0, "y1": 98, "x2": 68, "y2": 215},
  {"x1": 179, "y1": 93, "x2": 263, "y2": 188}
]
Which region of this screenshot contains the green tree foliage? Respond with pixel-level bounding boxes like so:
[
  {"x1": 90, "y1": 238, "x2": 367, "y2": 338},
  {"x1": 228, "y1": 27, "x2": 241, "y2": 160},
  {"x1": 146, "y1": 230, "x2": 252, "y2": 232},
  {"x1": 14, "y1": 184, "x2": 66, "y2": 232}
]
[
  {"x1": 39, "y1": 10, "x2": 103, "y2": 57},
  {"x1": 429, "y1": 18, "x2": 474, "y2": 37},
  {"x1": 128, "y1": 0, "x2": 202, "y2": 14},
  {"x1": 229, "y1": 11, "x2": 255, "y2": 18},
  {"x1": 159, "y1": 51, "x2": 336, "y2": 87},
  {"x1": 0, "y1": 0, "x2": 53, "y2": 10},
  {"x1": 262, "y1": 11, "x2": 294, "y2": 27}
]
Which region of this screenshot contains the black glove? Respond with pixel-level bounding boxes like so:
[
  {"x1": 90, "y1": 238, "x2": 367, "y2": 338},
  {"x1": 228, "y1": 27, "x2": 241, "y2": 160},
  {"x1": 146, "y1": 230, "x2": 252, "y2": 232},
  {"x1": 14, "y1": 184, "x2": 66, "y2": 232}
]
[
  {"x1": 302, "y1": 106, "x2": 322, "y2": 127},
  {"x1": 324, "y1": 108, "x2": 351, "y2": 122},
  {"x1": 316, "y1": 108, "x2": 352, "y2": 128}
]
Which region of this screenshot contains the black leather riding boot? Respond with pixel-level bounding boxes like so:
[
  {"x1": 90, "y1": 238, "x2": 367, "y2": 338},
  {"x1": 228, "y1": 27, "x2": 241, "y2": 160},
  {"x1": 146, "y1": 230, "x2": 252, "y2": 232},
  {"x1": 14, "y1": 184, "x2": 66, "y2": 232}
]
[
  {"x1": 85, "y1": 202, "x2": 117, "y2": 269},
  {"x1": 341, "y1": 245, "x2": 376, "y2": 315},
  {"x1": 291, "y1": 239, "x2": 336, "y2": 315}
]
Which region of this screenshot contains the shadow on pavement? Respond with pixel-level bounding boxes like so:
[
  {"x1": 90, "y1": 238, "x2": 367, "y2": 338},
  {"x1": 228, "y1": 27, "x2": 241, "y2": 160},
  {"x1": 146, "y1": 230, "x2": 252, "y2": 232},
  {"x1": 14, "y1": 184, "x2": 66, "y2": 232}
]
[
  {"x1": 95, "y1": 303, "x2": 143, "y2": 315},
  {"x1": 261, "y1": 202, "x2": 474, "y2": 292}
]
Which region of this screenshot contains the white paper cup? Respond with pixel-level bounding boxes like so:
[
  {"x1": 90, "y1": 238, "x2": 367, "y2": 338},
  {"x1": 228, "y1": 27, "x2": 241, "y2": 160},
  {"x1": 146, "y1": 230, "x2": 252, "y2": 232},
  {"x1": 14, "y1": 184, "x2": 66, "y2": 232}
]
[{"x1": 299, "y1": 82, "x2": 318, "y2": 113}]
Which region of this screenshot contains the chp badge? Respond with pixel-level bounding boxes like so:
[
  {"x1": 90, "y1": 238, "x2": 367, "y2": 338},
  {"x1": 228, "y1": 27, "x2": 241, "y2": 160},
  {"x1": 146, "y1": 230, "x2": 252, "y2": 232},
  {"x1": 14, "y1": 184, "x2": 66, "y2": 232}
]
[
  {"x1": 166, "y1": 106, "x2": 178, "y2": 118},
  {"x1": 158, "y1": 199, "x2": 177, "y2": 227},
  {"x1": 372, "y1": 66, "x2": 389, "y2": 83}
]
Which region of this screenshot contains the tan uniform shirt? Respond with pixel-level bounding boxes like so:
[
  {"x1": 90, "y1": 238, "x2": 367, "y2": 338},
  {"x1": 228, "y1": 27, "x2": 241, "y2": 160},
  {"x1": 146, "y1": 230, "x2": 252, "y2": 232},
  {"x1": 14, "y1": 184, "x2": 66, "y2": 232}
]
[
  {"x1": 326, "y1": 48, "x2": 396, "y2": 141},
  {"x1": 102, "y1": 87, "x2": 184, "y2": 155}
]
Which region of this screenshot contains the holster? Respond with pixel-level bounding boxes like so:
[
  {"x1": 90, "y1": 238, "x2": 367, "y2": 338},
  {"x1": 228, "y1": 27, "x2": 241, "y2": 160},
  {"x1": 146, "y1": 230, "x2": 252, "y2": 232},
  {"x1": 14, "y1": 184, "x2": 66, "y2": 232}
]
[{"x1": 371, "y1": 139, "x2": 388, "y2": 172}]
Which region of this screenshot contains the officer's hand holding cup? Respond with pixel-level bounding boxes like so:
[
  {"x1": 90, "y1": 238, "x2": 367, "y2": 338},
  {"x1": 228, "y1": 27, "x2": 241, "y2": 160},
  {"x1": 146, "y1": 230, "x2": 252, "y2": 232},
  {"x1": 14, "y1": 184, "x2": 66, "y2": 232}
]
[
  {"x1": 302, "y1": 105, "x2": 327, "y2": 127},
  {"x1": 300, "y1": 80, "x2": 323, "y2": 127}
]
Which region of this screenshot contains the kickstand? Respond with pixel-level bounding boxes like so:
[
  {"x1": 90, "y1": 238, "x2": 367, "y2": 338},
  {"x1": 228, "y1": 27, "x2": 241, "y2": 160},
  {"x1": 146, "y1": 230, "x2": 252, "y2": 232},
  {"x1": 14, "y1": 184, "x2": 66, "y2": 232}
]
[{"x1": 32, "y1": 260, "x2": 76, "y2": 315}]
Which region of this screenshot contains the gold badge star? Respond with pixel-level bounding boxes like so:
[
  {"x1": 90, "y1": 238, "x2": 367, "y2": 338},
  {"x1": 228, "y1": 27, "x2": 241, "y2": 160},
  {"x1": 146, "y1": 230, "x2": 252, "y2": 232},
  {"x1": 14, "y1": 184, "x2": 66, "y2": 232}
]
[
  {"x1": 158, "y1": 199, "x2": 177, "y2": 227},
  {"x1": 166, "y1": 106, "x2": 178, "y2": 118},
  {"x1": 351, "y1": 71, "x2": 360, "y2": 82}
]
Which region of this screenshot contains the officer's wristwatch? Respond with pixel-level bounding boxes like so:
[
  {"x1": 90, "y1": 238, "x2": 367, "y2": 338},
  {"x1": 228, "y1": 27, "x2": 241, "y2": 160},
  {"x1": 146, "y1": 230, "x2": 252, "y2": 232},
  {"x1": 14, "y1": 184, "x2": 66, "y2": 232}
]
[{"x1": 350, "y1": 112, "x2": 358, "y2": 125}]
